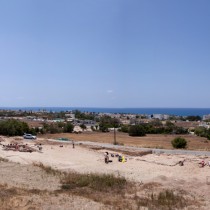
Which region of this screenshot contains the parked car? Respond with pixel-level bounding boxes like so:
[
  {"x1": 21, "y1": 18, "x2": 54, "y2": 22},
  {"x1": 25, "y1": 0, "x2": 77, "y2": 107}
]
[{"x1": 23, "y1": 134, "x2": 36, "y2": 140}]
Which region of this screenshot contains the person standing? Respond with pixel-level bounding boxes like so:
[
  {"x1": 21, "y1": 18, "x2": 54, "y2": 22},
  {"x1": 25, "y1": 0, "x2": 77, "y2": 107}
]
[{"x1": 104, "y1": 152, "x2": 109, "y2": 164}]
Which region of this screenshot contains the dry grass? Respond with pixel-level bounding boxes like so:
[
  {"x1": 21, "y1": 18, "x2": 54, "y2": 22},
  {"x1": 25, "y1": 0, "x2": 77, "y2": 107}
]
[
  {"x1": 33, "y1": 162, "x2": 62, "y2": 176},
  {"x1": 0, "y1": 170, "x2": 201, "y2": 210},
  {"x1": 0, "y1": 184, "x2": 42, "y2": 209},
  {"x1": 61, "y1": 172, "x2": 126, "y2": 192},
  {"x1": 135, "y1": 189, "x2": 188, "y2": 210},
  {"x1": 0, "y1": 157, "x2": 9, "y2": 162},
  {"x1": 33, "y1": 162, "x2": 201, "y2": 209},
  {"x1": 41, "y1": 132, "x2": 210, "y2": 150},
  {"x1": 0, "y1": 182, "x2": 200, "y2": 210},
  {"x1": 33, "y1": 162, "x2": 127, "y2": 192}
]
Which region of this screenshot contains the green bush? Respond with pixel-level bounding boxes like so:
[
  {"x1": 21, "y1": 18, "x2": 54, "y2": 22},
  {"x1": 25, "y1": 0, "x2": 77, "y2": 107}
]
[
  {"x1": 129, "y1": 125, "x2": 146, "y2": 137},
  {"x1": 119, "y1": 125, "x2": 129, "y2": 133},
  {"x1": 99, "y1": 115, "x2": 120, "y2": 132},
  {"x1": 63, "y1": 122, "x2": 74, "y2": 133},
  {"x1": 0, "y1": 119, "x2": 30, "y2": 136},
  {"x1": 171, "y1": 137, "x2": 187, "y2": 149}
]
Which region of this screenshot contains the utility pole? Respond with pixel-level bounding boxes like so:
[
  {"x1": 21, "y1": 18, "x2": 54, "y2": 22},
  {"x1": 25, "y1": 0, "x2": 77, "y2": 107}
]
[{"x1": 114, "y1": 127, "x2": 116, "y2": 145}]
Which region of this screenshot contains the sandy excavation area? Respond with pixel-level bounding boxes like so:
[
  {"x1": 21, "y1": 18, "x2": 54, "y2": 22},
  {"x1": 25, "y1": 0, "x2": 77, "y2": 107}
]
[{"x1": 0, "y1": 135, "x2": 210, "y2": 209}]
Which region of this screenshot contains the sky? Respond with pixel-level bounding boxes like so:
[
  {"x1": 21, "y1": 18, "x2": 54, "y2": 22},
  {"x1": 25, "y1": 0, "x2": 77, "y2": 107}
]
[{"x1": 0, "y1": 0, "x2": 210, "y2": 108}]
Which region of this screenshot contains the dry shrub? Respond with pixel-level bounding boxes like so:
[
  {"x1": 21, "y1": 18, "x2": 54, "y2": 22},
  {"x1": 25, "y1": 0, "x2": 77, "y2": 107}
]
[
  {"x1": 0, "y1": 185, "x2": 17, "y2": 198},
  {"x1": 61, "y1": 172, "x2": 126, "y2": 192},
  {"x1": 135, "y1": 189, "x2": 188, "y2": 210},
  {"x1": 157, "y1": 190, "x2": 184, "y2": 207},
  {"x1": 14, "y1": 137, "x2": 22, "y2": 141},
  {"x1": 141, "y1": 182, "x2": 162, "y2": 190},
  {"x1": 0, "y1": 157, "x2": 9, "y2": 162},
  {"x1": 32, "y1": 162, "x2": 201, "y2": 209},
  {"x1": 33, "y1": 162, "x2": 62, "y2": 176}
]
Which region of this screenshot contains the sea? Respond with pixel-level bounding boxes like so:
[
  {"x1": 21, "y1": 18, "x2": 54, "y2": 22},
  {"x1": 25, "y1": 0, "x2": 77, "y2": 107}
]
[{"x1": 1, "y1": 107, "x2": 210, "y2": 116}]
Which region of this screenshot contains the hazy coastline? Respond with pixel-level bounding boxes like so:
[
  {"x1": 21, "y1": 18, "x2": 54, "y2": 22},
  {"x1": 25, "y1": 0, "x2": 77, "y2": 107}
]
[{"x1": 1, "y1": 107, "x2": 210, "y2": 116}]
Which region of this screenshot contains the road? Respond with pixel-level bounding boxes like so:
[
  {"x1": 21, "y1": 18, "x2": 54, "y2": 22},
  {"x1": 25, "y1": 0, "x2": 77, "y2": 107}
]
[{"x1": 77, "y1": 140, "x2": 210, "y2": 156}]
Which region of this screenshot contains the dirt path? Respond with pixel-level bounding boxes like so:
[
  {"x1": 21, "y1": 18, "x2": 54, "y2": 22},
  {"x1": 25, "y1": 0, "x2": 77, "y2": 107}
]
[{"x1": 77, "y1": 140, "x2": 210, "y2": 156}]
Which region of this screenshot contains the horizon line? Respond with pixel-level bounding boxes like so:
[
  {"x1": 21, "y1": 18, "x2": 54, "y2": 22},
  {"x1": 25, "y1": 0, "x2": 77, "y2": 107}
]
[{"x1": 1, "y1": 106, "x2": 210, "y2": 109}]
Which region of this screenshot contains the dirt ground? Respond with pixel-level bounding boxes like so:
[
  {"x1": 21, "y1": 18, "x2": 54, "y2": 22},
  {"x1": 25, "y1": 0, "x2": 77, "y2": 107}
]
[
  {"x1": 1, "y1": 135, "x2": 210, "y2": 209},
  {"x1": 0, "y1": 162, "x2": 108, "y2": 210},
  {"x1": 41, "y1": 132, "x2": 210, "y2": 151}
]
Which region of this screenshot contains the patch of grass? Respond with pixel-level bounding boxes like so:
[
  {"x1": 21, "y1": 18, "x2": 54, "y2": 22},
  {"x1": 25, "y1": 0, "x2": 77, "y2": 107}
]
[
  {"x1": 33, "y1": 162, "x2": 126, "y2": 192},
  {"x1": 33, "y1": 162, "x2": 61, "y2": 176},
  {"x1": 157, "y1": 190, "x2": 184, "y2": 207},
  {"x1": 31, "y1": 162, "x2": 201, "y2": 209},
  {"x1": 0, "y1": 184, "x2": 18, "y2": 198},
  {"x1": 28, "y1": 188, "x2": 43, "y2": 194},
  {"x1": 61, "y1": 172, "x2": 126, "y2": 192},
  {"x1": 136, "y1": 189, "x2": 187, "y2": 210},
  {"x1": 141, "y1": 182, "x2": 162, "y2": 190}
]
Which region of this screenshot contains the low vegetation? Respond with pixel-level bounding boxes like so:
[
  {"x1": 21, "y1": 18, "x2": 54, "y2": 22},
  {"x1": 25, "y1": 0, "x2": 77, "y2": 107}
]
[
  {"x1": 73, "y1": 110, "x2": 95, "y2": 120},
  {"x1": 0, "y1": 157, "x2": 9, "y2": 162},
  {"x1": 0, "y1": 119, "x2": 32, "y2": 136},
  {"x1": 194, "y1": 126, "x2": 210, "y2": 140},
  {"x1": 129, "y1": 125, "x2": 146, "y2": 136},
  {"x1": 135, "y1": 189, "x2": 189, "y2": 210},
  {"x1": 42, "y1": 122, "x2": 74, "y2": 134},
  {"x1": 171, "y1": 137, "x2": 187, "y2": 149},
  {"x1": 33, "y1": 162, "x2": 126, "y2": 192},
  {"x1": 99, "y1": 115, "x2": 120, "y2": 132},
  {"x1": 120, "y1": 121, "x2": 188, "y2": 137},
  {"x1": 33, "y1": 162, "x2": 61, "y2": 176},
  {"x1": 186, "y1": 115, "x2": 202, "y2": 121},
  {"x1": 61, "y1": 173, "x2": 126, "y2": 192},
  {"x1": 29, "y1": 162, "x2": 200, "y2": 209}
]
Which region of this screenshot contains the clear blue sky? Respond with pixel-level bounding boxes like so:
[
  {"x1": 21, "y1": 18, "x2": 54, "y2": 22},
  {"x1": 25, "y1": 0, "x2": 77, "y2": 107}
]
[{"x1": 0, "y1": 0, "x2": 210, "y2": 108}]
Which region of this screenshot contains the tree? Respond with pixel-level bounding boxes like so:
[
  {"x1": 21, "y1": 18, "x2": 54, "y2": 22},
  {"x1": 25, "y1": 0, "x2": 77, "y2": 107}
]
[
  {"x1": 128, "y1": 125, "x2": 146, "y2": 137},
  {"x1": 194, "y1": 127, "x2": 207, "y2": 137},
  {"x1": 120, "y1": 125, "x2": 129, "y2": 133},
  {"x1": 150, "y1": 119, "x2": 163, "y2": 126},
  {"x1": 80, "y1": 124, "x2": 86, "y2": 130},
  {"x1": 171, "y1": 137, "x2": 187, "y2": 149},
  {"x1": 99, "y1": 115, "x2": 120, "y2": 132},
  {"x1": 0, "y1": 119, "x2": 30, "y2": 136},
  {"x1": 173, "y1": 127, "x2": 188, "y2": 134},
  {"x1": 186, "y1": 116, "x2": 201, "y2": 121},
  {"x1": 48, "y1": 124, "x2": 60, "y2": 134},
  {"x1": 99, "y1": 124, "x2": 109, "y2": 132},
  {"x1": 73, "y1": 110, "x2": 95, "y2": 120},
  {"x1": 64, "y1": 122, "x2": 74, "y2": 133},
  {"x1": 206, "y1": 129, "x2": 210, "y2": 140},
  {"x1": 165, "y1": 121, "x2": 175, "y2": 128}
]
